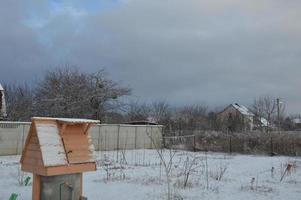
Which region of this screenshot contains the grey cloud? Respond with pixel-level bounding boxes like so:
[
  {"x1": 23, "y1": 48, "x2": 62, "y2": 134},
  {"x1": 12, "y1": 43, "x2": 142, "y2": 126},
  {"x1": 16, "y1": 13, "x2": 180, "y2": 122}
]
[{"x1": 0, "y1": 0, "x2": 301, "y2": 113}]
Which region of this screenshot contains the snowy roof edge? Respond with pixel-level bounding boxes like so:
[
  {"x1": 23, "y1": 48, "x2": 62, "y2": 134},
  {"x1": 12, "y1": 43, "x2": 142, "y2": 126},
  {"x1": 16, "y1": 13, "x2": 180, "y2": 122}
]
[{"x1": 32, "y1": 117, "x2": 100, "y2": 124}]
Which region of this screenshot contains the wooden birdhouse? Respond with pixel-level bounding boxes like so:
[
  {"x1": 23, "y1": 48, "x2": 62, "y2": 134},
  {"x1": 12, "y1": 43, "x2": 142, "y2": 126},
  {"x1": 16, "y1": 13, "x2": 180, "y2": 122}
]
[{"x1": 20, "y1": 117, "x2": 99, "y2": 200}]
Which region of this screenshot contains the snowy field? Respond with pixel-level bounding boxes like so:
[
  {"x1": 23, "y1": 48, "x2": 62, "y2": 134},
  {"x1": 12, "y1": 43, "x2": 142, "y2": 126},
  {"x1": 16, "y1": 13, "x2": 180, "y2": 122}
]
[{"x1": 1, "y1": 149, "x2": 301, "y2": 200}]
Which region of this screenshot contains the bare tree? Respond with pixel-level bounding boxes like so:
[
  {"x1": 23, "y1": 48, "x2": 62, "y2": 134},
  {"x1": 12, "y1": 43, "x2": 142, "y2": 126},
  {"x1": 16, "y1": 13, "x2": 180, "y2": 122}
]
[
  {"x1": 4, "y1": 83, "x2": 34, "y2": 121},
  {"x1": 174, "y1": 104, "x2": 208, "y2": 132},
  {"x1": 125, "y1": 101, "x2": 150, "y2": 122},
  {"x1": 147, "y1": 131, "x2": 176, "y2": 200},
  {"x1": 150, "y1": 101, "x2": 171, "y2": 125},
  {"x1": 180, "y1": 154, "x2": 203, "y2": 188},
  {"x1": 251, "y1": 97, "x2": 266, "y2": 130},
  {"x1": 34, "y1": 66, "x2": 130, "y2": 121},
  {"x1": 251, "y1": 95, "x2": 285, "y2": 130}
]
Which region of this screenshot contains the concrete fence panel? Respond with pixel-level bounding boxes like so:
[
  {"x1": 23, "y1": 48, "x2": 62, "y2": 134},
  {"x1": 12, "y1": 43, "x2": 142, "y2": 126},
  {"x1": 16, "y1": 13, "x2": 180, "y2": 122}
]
[{"x1": 0, "y1": 122, "x2": 163, "y2": 156}]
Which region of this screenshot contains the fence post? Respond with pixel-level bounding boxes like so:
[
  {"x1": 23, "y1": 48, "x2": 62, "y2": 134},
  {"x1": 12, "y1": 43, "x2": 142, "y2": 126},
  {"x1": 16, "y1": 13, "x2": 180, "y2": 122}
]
[
  {"x1": 150, "y1": 126, "x2": 153, "y2": 149},
  {"x1": 162, "y1": 126, "x2": 165, "y2": 148},
  {"x1": 270, "y1": 136, "x2": 274, "y2": 156},
  {"x1": 135, "y1": 126, "x2": 137, "y2": 149},
  {"x1": 293, "y1": 139, "x2": 296, "y2": 156},
  {"x1": 229, "y1": 136, "x2": 232, "y2": 154},
  {"x1": 193, "y1": 135, "x2": 196, "y2": 152},
  {"x1": 116, "y1": 125, "x2": 120, "y2": 162},
  {"x1": 97, "y1": 125, "x2": 101, "y2": 151},
  {"x1": 16, "y1": 125, "x2": 21, "y2": 155}
]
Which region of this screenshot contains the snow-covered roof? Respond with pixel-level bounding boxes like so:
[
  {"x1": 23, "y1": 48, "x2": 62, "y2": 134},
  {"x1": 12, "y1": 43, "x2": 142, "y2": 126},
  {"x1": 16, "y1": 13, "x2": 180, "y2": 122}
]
[
  {"x1": 259, "y1": 117, "x2": 268, "y2": 126},
  {"x1": 232, "y1": 103, "x2": 254, "y2": 116},
  {"x1": 32, "y1": 117, "x2": 100, "y2": 124},
  {"x1": 36, "y1": 123, "x2": 68, "y2": 167},
  {"x1": 0, "y1": 83, "x2": 3, "y2": 91}
]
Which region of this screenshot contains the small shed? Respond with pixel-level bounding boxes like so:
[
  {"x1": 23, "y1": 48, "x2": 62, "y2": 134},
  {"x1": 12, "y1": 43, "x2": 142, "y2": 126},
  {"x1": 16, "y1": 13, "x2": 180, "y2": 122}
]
[{"x1": 20, "y1": 117, "x2": 99, "y2": 200}]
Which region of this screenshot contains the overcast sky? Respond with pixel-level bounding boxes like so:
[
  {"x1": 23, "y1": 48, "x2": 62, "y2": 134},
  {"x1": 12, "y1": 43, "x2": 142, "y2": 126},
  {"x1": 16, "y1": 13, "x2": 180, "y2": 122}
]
[{"x1": 0, "y1": 0, "x2": 300, "y2": 113}]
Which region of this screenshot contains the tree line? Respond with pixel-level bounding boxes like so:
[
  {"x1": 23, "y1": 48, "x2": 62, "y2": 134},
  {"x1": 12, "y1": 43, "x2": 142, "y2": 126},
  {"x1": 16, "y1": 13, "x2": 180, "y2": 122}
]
[{"x1": 3, "y1": 66, "x2": 299, "y2": 132}]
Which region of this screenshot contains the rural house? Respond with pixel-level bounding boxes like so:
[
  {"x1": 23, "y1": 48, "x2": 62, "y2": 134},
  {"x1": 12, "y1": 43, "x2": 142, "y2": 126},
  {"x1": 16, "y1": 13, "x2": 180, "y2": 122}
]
[
  {"x1": 292, "y1": 117, "x2": 301, "y2": 130},
  {"x1": 217, "y1": 103, "x2": 268, "y2": 132}
]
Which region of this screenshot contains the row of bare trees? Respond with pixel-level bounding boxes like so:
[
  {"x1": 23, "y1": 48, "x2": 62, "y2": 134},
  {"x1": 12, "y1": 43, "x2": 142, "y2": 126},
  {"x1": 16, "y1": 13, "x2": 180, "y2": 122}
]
[
  {"x1": 3, "y1": 66, "x2": 298, "y2": 131},
  {"x1": 4, "y1": 67, "x2": 130, "y2": 122}
]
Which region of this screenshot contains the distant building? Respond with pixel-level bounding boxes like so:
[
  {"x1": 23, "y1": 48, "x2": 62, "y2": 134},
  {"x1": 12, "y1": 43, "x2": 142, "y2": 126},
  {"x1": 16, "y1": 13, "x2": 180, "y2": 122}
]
[
  {"x1": 124, "y1": 121, "x2": 159, "y2": 125},
  {"x1": 217, "y1": 103, "x2": 268, "y2": 132},
  {"x1": 292, "y1": 118, "x2": 301, "y2": 130},
  {"x1": 0, "y1": 83, "x2": 7, "y2": 120},
  {"x1": 125, "y1": 116, "x2": 159, "y2": 125}
]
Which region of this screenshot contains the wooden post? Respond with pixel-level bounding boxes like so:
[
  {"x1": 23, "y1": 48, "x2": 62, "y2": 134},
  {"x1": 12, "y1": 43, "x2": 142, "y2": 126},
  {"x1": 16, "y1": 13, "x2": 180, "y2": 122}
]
[
  {"x1": 80, "y1": 173, "x2": 83, "y2": 196},
  {"x1": 32, "y1": 174, "x2": 41, "y2": 200}
]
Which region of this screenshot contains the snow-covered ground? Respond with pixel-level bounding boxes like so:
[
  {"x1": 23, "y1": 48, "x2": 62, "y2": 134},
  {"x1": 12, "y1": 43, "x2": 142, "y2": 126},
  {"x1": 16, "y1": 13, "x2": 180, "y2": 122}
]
[{"x1": 1, "y1": 150, "x2": 301, "y2": 199}]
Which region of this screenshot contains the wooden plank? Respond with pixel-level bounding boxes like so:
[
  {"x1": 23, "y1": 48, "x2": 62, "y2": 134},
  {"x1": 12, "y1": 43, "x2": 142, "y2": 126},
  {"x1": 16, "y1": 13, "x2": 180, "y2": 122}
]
[
  {"x1": 67, "y1": 155, "x2": 93, "y2": 161},
  {"x1": 27, "y1": 144, "x2": 41, "y2": 151},
  {"x1": 29, "y1": 137, "x2": 39, "y2": 145},
  {"x1": 63, "y1": 145, "x2": 91, "y2": 151},
  {"x1": 23, "y1": 158, "x2": 44, "y2": 166},
  {"x1": 66, "y1": 149, "x2": 93, "y2": 154},
  {"x1": 63, "y1": 137, "x2": 89, "y2": 142},
  {"x1": 64, "y1": 141, "x2": 89, "y2": 146},
  {"x1": 67, "y1": 153, "x2": 93, "y2": 158},
  {"x1": 68, "y1": 159, "x2": 94, "y2": 164},
  {"x1": 24, "y1": 150, "x2": 42, "y2": 159},
  {"x1": 63, "y1": 126, "x2": 83, "y2": 135},
  {"x1": 83, "y1": 124, "x2": 91, "y2": 135},
  {"x1": 32, "y1": 174, "x2": 41, "y2": 200},
  {"x1": 45, "y1": 163, "x2": 96, "y2": 176},
  {"x1": 62, "y1": 134, "x2": 87, "y2": 138},
  {"x1": 34, "y1": 119, "x2": 57, "y2": 125},
  {"x1": 20, "y1": 124, "x2": 35, "y2": 163},
  {"x1": 22, "y1": 164, "x2": 46, "y2": 175},
  {"x1": 62, "y1": 133, "x2": 87, "y2": 138},
  {"x1": 59, "y1": 123, "x2": 67, "y2": 135},
  {"x1": 30, "y1": 136, "x2": 38, "y2": 140}
]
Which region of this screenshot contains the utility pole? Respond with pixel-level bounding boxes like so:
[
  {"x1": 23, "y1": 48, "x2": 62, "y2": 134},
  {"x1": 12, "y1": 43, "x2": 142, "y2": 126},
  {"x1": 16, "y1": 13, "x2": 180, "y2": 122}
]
[{"x1": 277, "y1": 98, "x2": 280, "y2": 134}]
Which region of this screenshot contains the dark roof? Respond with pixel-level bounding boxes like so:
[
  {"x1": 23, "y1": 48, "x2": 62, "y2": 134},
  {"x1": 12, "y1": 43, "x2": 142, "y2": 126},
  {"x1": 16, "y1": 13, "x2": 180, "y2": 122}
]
[{"x1": 124, "y1": 121, "x2": 159, "y2": 125}]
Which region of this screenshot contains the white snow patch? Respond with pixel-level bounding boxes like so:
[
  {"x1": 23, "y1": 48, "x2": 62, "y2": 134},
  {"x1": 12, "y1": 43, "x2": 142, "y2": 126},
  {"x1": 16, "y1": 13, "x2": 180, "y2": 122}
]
[
  {"x1": 32, "y1": 117, "x2": 100, "y2": 124},
  {"x1": 232, "y1": 103, "x2": 254, "y2": 116},
  {"x1": 36, "y1": 124, "x2": 67, "y2": 166},
  {"x1": 293, "y1": 118, "x2": 301, "y2": 124},
  {"x1": 1, "y1": 150, "x2": 301, "y2": 200},
  {"x1": 259, "y1": 117, "x2": 269, "y2": 126}
]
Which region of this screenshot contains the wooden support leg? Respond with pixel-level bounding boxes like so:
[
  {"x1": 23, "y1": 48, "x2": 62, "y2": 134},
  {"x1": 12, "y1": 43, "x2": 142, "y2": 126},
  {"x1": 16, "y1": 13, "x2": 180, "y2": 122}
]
[
  {"x1": 32, "y1": 174, "x2": 41, "y2": 200},
  {"x1": 80, "y1": 173, "x2": 83, "y2": 196}
]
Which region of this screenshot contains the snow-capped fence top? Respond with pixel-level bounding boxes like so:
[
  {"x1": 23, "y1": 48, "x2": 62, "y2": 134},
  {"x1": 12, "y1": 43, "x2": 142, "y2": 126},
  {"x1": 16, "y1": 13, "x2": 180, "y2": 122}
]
[{"x1": 20, "y1": 117, "x2": 99, "y2": 176}]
